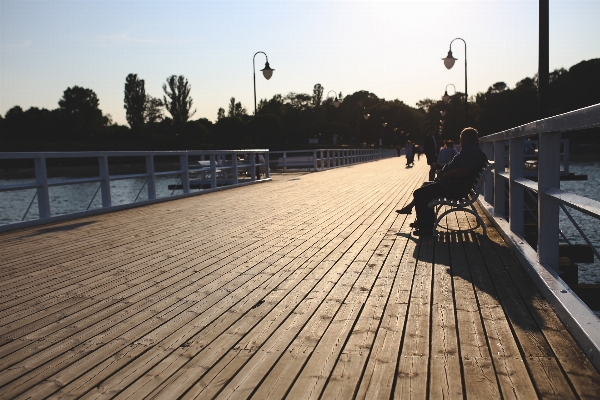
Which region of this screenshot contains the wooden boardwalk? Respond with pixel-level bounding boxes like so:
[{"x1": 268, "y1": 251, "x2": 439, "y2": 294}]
[{"x1": 1, "y1": 157, "x2": 599, "y2": 399}]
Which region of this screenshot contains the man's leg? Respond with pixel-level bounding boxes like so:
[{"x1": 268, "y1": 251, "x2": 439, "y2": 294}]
[
  {"x1": 414, "y1": 182, "x2": 444, "y2": 232},
  {"x1": 428, "y1": 162, "x2": 437, "y2": 181}
]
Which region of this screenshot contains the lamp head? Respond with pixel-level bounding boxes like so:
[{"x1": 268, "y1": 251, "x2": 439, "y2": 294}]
[
  {"x1": 440, "y1": 110, "x2": 447, "y2": 117},
  {"x1": 333, "y1": 98, "x2": 341, "y2": 108},
  {"x1": 442, "y1": 50, "x2": 457, "y2": 69},
  {"x1": 442, "y1": 91, "x2": 450, "y2": 103},
  {"x1": 261, "y1": 61, "x2": 274, "y2": 80},
  {"x1": 364, "y1": 113, "x2": 370, "y2": 120}
]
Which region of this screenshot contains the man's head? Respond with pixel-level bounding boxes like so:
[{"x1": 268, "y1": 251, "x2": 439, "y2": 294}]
[{"x1": 460, "y1": 127, "x2": 479, "y2": 146}]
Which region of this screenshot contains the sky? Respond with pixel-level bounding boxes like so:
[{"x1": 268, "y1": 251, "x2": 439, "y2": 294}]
[{"x1": 1, "y1": 0, "x2": 599, "y2": 126}]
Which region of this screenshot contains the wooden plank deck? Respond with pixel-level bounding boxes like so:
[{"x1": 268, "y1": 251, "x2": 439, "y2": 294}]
[{"x1": 1, "y1": 157, "x2": 599, "y2": 399}]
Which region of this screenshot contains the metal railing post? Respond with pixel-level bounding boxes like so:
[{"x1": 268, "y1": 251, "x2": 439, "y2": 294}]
[
  {"x1": 98, "y1": 155, "x2": 112, "y2": 207},
  {"x1": 538, "y1": 131, "x2": 561, "y2": 271},
  {"x1": 494, "y1": 140, "x2": 506, "y2": 218},
  {"x1": 250, "y1": 152, "x2": 256, "y2": 181},
  {"x1": 232, "y1": 153, "x2": 239, "y2": 184},
  {"x1": 313, "y1": 150, "x2": 317, "y2": 171},
  {"x1": 146, "y1": 155, "x2": 156, "y2": 200},
  {"x1": 264, "y1": 152, "x2": 270, "y2": 179},
  {"x1": 563, "y1": 139, "x2": 570, "y2": 175},
  {"x1": 180, "y1": 153, "x2": 190, "y2": 194},
  {"x1": 484, "y1": 142, "x2": 494, "y2": 203},
  {"x1": 34, "y1": 157, "x2": 51, "y2": 218},
  {"x1": 210, "y1": 153, "x2": 217, "y2": 188},
  {"x1": 509, "y1": 137, "x2": 524, "y2": 236}
]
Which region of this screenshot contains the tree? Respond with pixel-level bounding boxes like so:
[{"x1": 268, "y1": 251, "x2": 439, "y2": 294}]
[
  {"x1": 59, "y1": 86, "x2": 102, "y2": 117},
  {"x1": 217, "y1": 108, "x2": 226, "y2": 120},
  {"x1": 162, "y1": 75, "x2": 196, "y2": 125},
  {"x1": 58, "y1": 86, "x2": 108, "y2": 140},
  {"x1": 312, "y1": 84, "x2": 324, "y2": 107},
  {"x1": 124, "y1": 73, "x2": 146, "y2": 130},
  {"x1": 284, "y1": 92, "x2": 312, "y2": 110},
  {"x1": 144, "y1": 96, "x2": 163, "y2": 123},
  {"x1": 227, "y1": 97, "x2": 247, "y2": 119},
  {"x1": 488, "y1": 82, "x2": 508, "y2": 94}
]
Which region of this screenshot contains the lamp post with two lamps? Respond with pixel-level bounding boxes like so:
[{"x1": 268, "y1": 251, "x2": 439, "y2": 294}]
[
  {"x1": 442, "y1": 83, "x2": 456, "y2": 104},
  {"x1": 253, "y1": 51, "x2": 275, "y2": 116},
  {"x1": 442, "y1": 38, "x2": 468, "y2": 124},
  {"x1": 326, "y1": 91, "x2": 342, "y2": 108}
]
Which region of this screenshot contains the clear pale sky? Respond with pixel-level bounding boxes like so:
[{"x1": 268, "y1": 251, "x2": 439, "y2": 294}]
[{"x1": 1, "y1": 0, "x2": 599, "y2": 126}]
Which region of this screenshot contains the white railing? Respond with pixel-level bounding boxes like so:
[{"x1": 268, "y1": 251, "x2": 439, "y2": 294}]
[
  {"x1": 0, "y1": 150, "x2": 270, "y2": 232},
  {"x1": 269, "y1": 148, "x2": 396, "y2": 171},
  {"x1": 478, "y1": 103, "x2": 600, "y2": 369},
  {"x1": 0, "y1": 148, "x2": 396, "y2": 232}
]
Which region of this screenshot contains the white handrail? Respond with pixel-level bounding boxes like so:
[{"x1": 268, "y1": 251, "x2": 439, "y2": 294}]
[
  {"x1": 479, "y1": 103, "x2": 600, "y2": 270},
  {"x1": 0, "y1": 149, "x2": 270, "y2": 231},
  {"x1": 478, "y1": 103, "x2": 600, "y2": 370}
]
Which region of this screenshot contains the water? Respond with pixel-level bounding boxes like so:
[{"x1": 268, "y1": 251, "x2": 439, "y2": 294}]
[
  {"x1": 559, "y1": 162, "x2": 600, "y2": 285},
  {"x1": 2, "y1": 162, "x2": 600, "y2": 285}
]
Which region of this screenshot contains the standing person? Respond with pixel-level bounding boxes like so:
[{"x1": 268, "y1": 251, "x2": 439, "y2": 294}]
[
  {"x1": 437, "y1": 140, "x2": 458, "y2": 167},
  {"x1": 423, "y1": 126, "x2": 439, "y2": 181},
  {"x1": 395, "y1": 127, "x2": 488, "y2": 236},
  {"x1": 405, "y1": 141, "x2": 414, "y2": 167}
]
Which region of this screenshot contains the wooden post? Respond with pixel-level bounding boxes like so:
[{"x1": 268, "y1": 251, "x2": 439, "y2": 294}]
[
  {"x1": 179, "y1": 153, "x2": 190, "y2": 194},
  {"x1": 494, "y1": 140, "x2": 505, "y2": 218},
  {"x1": 538, "y1": 130, "x2": 560, "y2": 271},
  {"x1": 232, "y1": 153, "x2": 238, "y2": 184},
  {"x1": 34, "y1": 157, "x2": 51, "y2": 218},
  {"x1": 210, "y1": 154, "x2": 217, "y2": 188},
  {"x1": 484, "y1": 142, "x2": 494, "y2": 204},
  {"x1": 98, "y1": 155, "x2": 112, "y2": 207},
  {"x1": 145, "y1": 155, "x2": 156, "y2": 200},
  {"x1": 264, "y1": 152, "x2": 270, "y2": 179},
  {"x1": 509, "y1": 137, "x2": 524, "y2": 236}
]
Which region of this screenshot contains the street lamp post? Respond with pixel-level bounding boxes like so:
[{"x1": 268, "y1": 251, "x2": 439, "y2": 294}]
[
  {"x1": 442, "y1": 83, "x2": 456, "y2": 103},
  {"x1": 442, "y1": 38, "x2": 468, "y2": 125},
  {"x1": 326, "y1": 91, "x2": 341, "y2": 108},
  {"x1": 253, "y1": 51, "x2": 274, "y2": 116}
]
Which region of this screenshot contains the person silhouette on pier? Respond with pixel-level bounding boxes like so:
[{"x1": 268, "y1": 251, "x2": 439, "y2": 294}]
[
  {"x1": 423, "y1": 126, "x2": 439, "y2": 181},
  {"x1": 395, "y1": 127, "x2": 488, "y2": 236}
]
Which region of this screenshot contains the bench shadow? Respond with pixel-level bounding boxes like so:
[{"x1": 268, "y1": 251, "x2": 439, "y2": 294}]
[
  {"x1": 24, "y1": 220, "x2": 98, "y2": 237},
  {"x1": 410, "y1": 228, "x2": 547, "y2": 334}
]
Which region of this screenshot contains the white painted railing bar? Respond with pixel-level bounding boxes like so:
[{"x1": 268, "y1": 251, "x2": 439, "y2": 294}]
[
  {"x1": 560, "y1": 203, "x2": 600, "y2": 262},
  {"x1": 546, "y1": 187, "x2": 600, "y2": 219},
  {"x1": 269, "y1": 148, "x2": 395, "y2": 172}
]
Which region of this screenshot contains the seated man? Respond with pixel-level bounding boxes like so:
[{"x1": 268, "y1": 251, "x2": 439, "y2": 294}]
[{"x1": 396, "y1": 127, "x2": 488, "y2": 236}]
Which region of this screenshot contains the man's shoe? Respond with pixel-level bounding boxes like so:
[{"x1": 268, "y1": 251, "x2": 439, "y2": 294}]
[
  {"x1": 413, "y1": 229, "x2": 435, "y2": 237},
  {"x1": 396, "y1": 206, "x2": 412, "y2": 214}
]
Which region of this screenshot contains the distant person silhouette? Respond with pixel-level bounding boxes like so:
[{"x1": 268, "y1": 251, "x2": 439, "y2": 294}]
[
  {"x1": 437, "y1": 140, "x2": 458, "y2": 167},
  {"x1": 423, "y1": 126, "x2": 439, "y2": 181},
  {"x1": 405, "y1": 141, "x2": 414, "y2": 167}
]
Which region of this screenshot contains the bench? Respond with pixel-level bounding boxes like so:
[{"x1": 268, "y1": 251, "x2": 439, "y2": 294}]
[{"x1": 428, "y1": 162, "x2": 494, "y2": 236}]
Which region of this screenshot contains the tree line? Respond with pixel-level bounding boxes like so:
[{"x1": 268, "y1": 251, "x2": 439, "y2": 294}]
[{"x1": 1, "y1": 58, "x2": 598, "y2": 152}]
